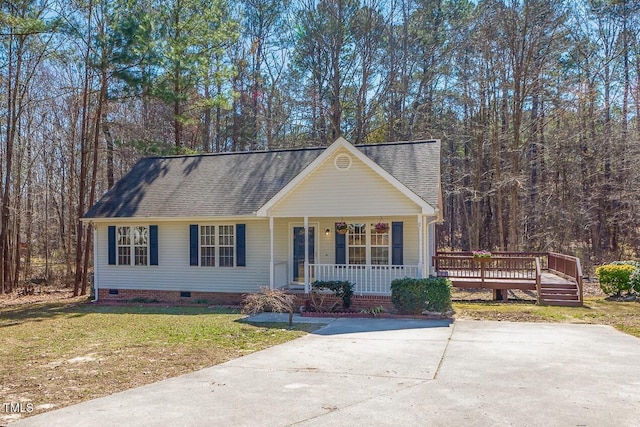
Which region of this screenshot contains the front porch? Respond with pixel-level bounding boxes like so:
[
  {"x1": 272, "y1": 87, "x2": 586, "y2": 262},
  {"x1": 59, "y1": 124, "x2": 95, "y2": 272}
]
[{"x1": 267, "y1": 215, "x2": 436, "y2": 296}]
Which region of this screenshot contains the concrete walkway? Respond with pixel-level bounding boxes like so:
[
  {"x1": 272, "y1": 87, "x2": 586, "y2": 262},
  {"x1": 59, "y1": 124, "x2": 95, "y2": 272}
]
[{"x1": 12, "y1": 318, "x2": 640, "y2": 426}]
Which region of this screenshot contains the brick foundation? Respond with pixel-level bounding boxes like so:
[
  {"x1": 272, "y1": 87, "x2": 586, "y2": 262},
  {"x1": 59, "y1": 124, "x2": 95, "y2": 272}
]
[
  {"x1": 97, "y1": 289, "x2": 246, "y2": 306},
  {"x1": 96, "y1": 288, "x2": 395, "y2": 311},
  {"x1": 293, "y1": 294, "x2": 395, "y2": 312}
]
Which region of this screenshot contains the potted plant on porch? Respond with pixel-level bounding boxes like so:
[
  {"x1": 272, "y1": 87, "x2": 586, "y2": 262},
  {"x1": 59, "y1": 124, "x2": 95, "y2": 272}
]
[
  {"x1": 374, "y1": 222, "x2": 389, "y2": 234},
  {"x1": 336, "y1": 221, "x2": 348, "y2": 234}
]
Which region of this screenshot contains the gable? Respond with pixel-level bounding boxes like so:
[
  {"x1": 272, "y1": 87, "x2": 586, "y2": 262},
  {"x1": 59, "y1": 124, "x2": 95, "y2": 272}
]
[{"x1": 269, "y1": 147, "x2": 423, "y2": 217}]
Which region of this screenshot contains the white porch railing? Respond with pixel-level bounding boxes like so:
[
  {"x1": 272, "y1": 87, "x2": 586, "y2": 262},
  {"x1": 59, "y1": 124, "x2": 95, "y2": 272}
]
[{"x1": 311, "y1": 264, "x2": 420, "y2": 295}]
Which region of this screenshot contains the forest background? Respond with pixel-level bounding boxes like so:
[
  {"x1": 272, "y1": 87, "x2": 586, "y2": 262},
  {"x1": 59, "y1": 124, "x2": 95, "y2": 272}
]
[{"x1": 1, "y1": 0, "x2": 639, "y2": 295}]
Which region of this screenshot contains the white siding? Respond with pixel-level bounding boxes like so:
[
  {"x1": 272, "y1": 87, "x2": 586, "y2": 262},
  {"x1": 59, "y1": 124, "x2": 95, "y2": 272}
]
[
  {"x1": 96, "y1": 221, "x2": 270, "y2": 293},
  {"x1": 95, "y1": 216, "x2": 433, "y2": 292},
  {"x1": 270, "y1": 148, "x2": 421, "y2": 217}
]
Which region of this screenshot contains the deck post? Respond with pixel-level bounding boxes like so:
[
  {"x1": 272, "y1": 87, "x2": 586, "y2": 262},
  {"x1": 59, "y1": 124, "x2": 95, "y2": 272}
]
[
  {"x1": 269, "y1": 216, "x2": 274, "y2": 290},
  {"x1": 304, "y1": 216, "x2": 309, "y2": 293}
]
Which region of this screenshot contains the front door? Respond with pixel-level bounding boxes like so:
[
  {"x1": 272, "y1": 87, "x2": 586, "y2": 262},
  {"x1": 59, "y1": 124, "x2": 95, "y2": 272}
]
[{"x1": 293, "y1": 226, "x2": 315, "y2": 283}]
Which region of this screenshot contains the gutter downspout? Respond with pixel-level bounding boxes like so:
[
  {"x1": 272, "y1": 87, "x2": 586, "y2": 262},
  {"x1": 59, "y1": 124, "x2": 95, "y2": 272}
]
[{"x1": 91, "y1": 222, "x2": 99, "y2": 302}]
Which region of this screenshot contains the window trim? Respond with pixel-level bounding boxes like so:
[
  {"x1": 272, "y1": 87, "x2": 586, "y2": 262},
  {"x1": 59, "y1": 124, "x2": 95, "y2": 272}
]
[
  {"x1": 115, "y1": 225, "x2": 150, "y2": 266},
  {"x1": 198, "y1": 224, "x2": 236, "y2": 267},
  {"x1": 345, "y1": 222, "x2": 391, "y2": 265}
]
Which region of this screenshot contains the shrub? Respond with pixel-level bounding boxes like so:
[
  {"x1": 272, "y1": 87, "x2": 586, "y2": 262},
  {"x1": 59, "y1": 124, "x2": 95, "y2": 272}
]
[
  {"x1": 390, "y1": 277, "x2": 452, "y2": 314},
  {"x1": 611, "y1": 261, "x2": 640, "y2": 294},
  {"x1": 242, "y1": 287, "x2": 296, "y2": 326},
  {"x1": 595, "y1": 264, "x2": 637, "y2": 296},
  {"x1": 311, "y1": 280, "x2": 354, "y2": 309}
]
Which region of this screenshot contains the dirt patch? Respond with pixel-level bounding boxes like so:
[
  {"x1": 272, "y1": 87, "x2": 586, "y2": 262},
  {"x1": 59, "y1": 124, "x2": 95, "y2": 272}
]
[{"x1": 0, "y1": 287, "x2": 86, "y2": 308}]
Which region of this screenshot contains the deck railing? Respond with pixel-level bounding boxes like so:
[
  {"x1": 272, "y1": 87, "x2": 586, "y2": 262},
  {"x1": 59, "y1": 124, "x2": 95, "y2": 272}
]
[
  {"x1": 436, "y1": 251, "x2": 549, "y2": 270},
  {"x1": 548, "y1": 252, "x2": 584, "y2": 304},
  {"x1": 432, "y1": 256, "x2": 540, "y2": 285},
  {"x1": 311, "y1": 264, "x2": 419, "y2": 295}
]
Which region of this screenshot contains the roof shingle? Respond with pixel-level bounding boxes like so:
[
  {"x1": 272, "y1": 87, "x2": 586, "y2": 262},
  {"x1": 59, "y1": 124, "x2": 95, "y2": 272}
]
[{"x1": 83, "y1": 140, "x2": 440, "y2": 218}]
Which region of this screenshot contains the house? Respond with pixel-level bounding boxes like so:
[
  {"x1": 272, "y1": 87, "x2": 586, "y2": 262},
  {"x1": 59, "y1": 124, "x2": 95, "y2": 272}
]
[{"x1": 82, "y1": 137, "x2": 442, "y2": 305}]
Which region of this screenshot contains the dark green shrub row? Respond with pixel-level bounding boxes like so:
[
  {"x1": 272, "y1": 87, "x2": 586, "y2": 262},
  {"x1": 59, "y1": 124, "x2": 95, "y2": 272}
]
[
  {"x1": 390, "y1": 277, "x2": 452, "y2": 314},
  {"x1": 311, "y1": 280, "x2": 354, "y2": 309}
]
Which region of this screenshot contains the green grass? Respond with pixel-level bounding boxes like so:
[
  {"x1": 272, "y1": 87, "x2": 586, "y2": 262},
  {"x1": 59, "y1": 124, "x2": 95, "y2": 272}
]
[
  {"x1": 453, "y1": 296, "x2": 640, "y2": 338},
  {"x1": 0, "y1": 300, "x2": 314, "y2": 423}
]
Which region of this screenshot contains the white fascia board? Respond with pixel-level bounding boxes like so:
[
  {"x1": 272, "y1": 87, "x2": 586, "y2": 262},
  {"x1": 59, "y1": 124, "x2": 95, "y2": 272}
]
[{"x1": 82, "y1": 215, "x2": 264, "y2": 224}]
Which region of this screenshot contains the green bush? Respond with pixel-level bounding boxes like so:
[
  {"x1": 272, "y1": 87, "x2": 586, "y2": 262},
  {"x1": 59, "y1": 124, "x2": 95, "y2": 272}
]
[
  {"x1": 311, "y1": 280, "x2": 354, "y2": 309},
  {"x1": 596, "y1": 264, "x2": 637, "y2": 296},
  {"x1": 611, "y1": 261, "x2": 640, "y2": 294},
  {"x1": 390, "y1": 277, "x2": 452, "y2": 314}
]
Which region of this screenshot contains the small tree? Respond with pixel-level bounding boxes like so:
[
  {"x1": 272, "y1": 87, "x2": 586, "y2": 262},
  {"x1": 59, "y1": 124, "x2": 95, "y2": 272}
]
[{"x1": 242, "y1": 287, "x2": 296, "y2": 327}]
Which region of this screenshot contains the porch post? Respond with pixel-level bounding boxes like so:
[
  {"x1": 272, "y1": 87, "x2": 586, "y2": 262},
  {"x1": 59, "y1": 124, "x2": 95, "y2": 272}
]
[
  {"x1": 269, "y1": 216, "x2": 274, "y2": 289},
  {"x1": 417, "y1": 215, "x2": 424, "y2": 278},
  {"x1": 304, "y1": 216, "x2": 309, "y2": 293}
]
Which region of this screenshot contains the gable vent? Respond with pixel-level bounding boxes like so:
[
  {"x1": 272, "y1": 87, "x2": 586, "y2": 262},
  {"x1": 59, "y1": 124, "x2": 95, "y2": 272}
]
[{"x1": 334, "y1": 153, "x2": 352, "y2": 171}]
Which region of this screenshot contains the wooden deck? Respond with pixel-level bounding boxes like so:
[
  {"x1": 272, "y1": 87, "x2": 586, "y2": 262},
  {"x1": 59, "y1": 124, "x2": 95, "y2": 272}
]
[{"x1": 434, "y1": 252, "x2": 583, "y2": 306}]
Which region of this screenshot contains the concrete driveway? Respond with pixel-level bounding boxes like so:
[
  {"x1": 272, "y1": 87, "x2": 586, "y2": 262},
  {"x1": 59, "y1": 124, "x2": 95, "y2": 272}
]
[{"x1": 11, "y1": 318, "x2": 640, "y2": 426}]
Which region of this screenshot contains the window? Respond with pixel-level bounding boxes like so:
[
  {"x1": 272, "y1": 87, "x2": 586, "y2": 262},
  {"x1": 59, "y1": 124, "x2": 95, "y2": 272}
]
[
  {"x1": 117, "y1": 226, "x2": 148, "y2": 266},
  {"x1": 199, "y1": 225, "x2": 235, "y2": 267},
  {"x1": 346, "y1": 223, "x2": 390, "y2": 265},
  {"x1": 370, "y1": 224, "x2": 390, "y2": 265},
  {"x1": 200, "y1": 226, "x2": 216, "y2": 267},
  {"x1": 218, "y1": 225, "x2": 235, "y2": 267},
  {"x1": 348, "y1": 224, "x2": 366, "y2": 265}
]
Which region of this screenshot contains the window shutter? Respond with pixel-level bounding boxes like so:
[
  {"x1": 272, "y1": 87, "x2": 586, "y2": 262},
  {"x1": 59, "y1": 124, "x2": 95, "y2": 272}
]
[
  {"x1": 149, "y1": 225, "x2": 158, "y2": 265},
  {"x1": 108, "y1": 226, "x2": 116, "y2": 265},
  {"x1": 189, "y1": 225, "x2": 199, "y2": 266},
  {"x1": 392, "y1": 222, "x2": 403, "y2": 265},
  {"x1": 335, "y1": 225, "x2": 346, "y2": 264},
  {"x1": 236, "y1": 224, "x2": 246, "y2": 267}
]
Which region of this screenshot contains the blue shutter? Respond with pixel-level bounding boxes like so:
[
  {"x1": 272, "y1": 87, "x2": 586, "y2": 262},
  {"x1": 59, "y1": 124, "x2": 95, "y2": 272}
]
[
  {"x1": 392, "y1": 222, "x2": 403, "y2": 265},
  {"x1": 335, "y1": 225, "x2": 346, "y2": 264},
  {"x1": 149, "y1": 225, "x2": 158, "y2": 265},
  {"x1": 236, "y1": 224, "x2": 246, "y2": 267},
  {"x1": 108, "y1": 226, "x2": 116, "y2": 265},
  {"x1": 189, "y1": 225, "x2": 199, "y2": 266}
]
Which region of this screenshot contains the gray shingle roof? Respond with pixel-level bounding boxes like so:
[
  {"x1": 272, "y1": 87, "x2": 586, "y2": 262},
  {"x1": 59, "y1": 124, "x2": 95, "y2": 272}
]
[{"x1": 83, "y1": 140, "x2": 441, "y2": 218}]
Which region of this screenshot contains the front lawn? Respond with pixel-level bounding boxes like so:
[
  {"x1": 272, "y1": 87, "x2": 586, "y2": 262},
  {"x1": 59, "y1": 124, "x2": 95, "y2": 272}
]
[{"x1": 0, "y1": 300, "x2": 312, "y2": 424}]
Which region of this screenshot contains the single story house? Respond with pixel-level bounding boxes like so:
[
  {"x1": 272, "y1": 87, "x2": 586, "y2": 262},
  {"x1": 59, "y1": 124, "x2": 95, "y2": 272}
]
[{"x1": 82, "y1": 137, "x2": 442, "y2": 304}]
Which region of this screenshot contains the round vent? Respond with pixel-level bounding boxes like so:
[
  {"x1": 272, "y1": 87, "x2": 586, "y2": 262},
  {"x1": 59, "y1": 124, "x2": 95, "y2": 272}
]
[{"x1": 334, "y1": 153, "x2": 352, "y2": 171}]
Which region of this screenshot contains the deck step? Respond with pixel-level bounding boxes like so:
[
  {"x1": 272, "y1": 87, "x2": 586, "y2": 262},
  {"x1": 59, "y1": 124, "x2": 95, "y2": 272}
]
[
  {"x1": 540, "y1": 288, "x2": 578, "y2": 295},
  {"x1": 540, "y1": 293, "x2": 578, "y2": 300},
  {"x1": 538, "y1": 299, "x2": 582, "y2": 307},
  {"x1": 540, "y1": 283, "x2": 577, "y2": 289},
  {"x1": 538, "y1": 280, "x2": 581, "y2": 306}
]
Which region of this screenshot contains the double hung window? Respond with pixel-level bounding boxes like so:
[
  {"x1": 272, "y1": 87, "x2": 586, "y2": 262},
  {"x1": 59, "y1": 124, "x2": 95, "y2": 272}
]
[
  {"x1": 346, "y1": 223, "x2": 390, "y2": 265},
  {"x1": 200, "y1": 225, "x2": 235, "y2": 267},
  {"x1": 117, "y1": 226, "x2": 148, "y2": 266}
]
